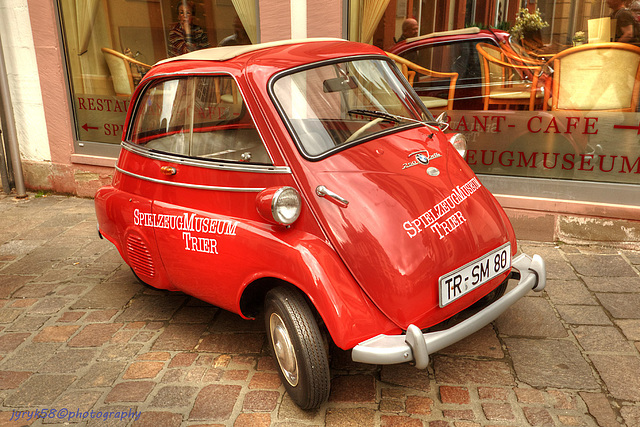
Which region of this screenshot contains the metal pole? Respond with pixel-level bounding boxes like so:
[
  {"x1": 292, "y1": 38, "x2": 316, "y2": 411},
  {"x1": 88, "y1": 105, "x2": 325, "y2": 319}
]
[
  {"x1": 0, "y1": 33, "x2": 27, "y2": 198},
  {"x1": 0, "y1": 127, "x2": 11, "y2": 194}
]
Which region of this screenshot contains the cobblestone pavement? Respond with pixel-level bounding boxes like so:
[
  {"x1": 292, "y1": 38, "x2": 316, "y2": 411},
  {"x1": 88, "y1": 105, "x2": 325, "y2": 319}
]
[{"x1": 0, "y1": 193, "x2": 638, "y2": 427}]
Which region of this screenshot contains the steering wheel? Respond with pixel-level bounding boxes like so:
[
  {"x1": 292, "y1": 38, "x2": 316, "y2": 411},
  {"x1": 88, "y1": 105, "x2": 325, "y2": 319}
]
[{"x1": 344, "y1": 117, "x2": 384, "y2": 144}]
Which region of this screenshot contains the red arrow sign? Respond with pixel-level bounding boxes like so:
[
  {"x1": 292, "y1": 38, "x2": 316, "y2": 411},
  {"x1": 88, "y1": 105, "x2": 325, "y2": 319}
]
[
  {"x1": 613, "y1": 122, "x2": 640, "y2": 134},
  {"x1": 82, "y1": 123, "x2": 99, "y2": 131}
]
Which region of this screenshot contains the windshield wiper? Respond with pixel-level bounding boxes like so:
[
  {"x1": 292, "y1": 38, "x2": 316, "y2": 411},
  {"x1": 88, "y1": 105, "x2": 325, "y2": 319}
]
[
  {"x1": 348, "y1": 109, "x2": 400, "y2": 123},
  {"x1": 348, "y1": 109, "x2": 445, "y2": 131}
]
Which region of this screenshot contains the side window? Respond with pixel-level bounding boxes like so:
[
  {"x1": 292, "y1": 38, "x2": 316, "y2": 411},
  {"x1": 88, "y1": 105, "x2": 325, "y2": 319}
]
[
  {"x1": 129, "y1": 76, "x2": 272, "y2": 165},
  {"x1": 404, "y1": 40, "x2": 485, "y2": 81}
]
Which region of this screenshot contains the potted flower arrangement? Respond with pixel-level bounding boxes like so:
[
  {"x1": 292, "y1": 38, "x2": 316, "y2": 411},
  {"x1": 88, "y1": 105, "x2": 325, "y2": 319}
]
[
  {"x1": 510, "y1": 8, "x2": 549, "y2": 47},
  {"x1": 573, "y1": 31, "x2": 586, "y2": 46}
]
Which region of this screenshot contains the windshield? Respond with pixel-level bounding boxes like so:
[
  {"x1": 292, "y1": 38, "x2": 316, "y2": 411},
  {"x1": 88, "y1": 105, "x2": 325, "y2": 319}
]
[{"x1": 271, "y1": 58, "x2": 432, "y2": 158}]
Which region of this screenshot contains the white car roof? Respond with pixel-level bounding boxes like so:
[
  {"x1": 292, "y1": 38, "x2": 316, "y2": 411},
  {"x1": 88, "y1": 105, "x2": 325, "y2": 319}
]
[
  {"x1": 157, "y1": 38, "x2": 345, "y2": 65},
  {"x1": 405, "y1": 27, "x2": 481, "y2": 44}
]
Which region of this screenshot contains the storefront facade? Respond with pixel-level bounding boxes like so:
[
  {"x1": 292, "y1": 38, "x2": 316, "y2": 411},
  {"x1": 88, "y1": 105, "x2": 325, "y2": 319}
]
[{"x1": 1, "y1": 0, "x2": 639, "y2": 246}]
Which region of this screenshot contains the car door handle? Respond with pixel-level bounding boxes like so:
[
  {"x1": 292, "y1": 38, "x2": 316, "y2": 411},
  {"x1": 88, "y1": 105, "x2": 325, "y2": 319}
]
[{"x1": 316, "y1": 185, "x2": 349, "y2": 207}]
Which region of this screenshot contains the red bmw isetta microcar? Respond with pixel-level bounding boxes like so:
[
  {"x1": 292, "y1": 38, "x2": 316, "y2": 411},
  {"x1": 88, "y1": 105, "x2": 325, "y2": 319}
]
[{"x1": 95, "y1": 39, "x2": 546, "y2": 409}]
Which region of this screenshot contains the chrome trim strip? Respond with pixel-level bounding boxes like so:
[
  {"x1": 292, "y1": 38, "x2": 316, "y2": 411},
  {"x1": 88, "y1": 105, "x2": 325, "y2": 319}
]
[
  {"x1": 116, "y1": 166, "x2": 265, "y2": 192},
  {"x1": 122, "y1": 143, "x2": 291, "y2": 174}
]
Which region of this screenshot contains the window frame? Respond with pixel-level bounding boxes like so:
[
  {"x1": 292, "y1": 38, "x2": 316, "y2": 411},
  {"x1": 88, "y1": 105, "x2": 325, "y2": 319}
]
[
  {"x1": 268, "y1": 55, "x2": 435, "y2": 161},
  {"x1": 123, "y1": 72, "x2": 275, "y2": 168}
]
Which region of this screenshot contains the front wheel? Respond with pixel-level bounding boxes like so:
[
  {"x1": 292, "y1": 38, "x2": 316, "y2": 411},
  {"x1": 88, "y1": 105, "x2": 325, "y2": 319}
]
[{"x1": 264, "y1": 287, "x2": 330, "y2": 409}]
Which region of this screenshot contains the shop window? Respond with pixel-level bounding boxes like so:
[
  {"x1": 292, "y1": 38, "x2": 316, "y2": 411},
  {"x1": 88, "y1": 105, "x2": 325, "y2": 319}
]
[
  {"x1": 57, "y1": 0, "x2": 257, "y2": 156},
  {"x1": 351, "y1": 0, "x2": 640, "y2": 187}
]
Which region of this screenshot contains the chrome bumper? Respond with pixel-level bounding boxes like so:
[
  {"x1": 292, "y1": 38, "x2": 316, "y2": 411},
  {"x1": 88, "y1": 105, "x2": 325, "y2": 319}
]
[{"x1": 351, "y1": 253, "x2": 546, "y2": 369}]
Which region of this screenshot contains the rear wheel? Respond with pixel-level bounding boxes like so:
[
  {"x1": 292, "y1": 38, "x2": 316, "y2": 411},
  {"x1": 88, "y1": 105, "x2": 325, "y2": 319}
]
[
  {"x1": 130, "y1": 267, "x2": 152, "y2": 287},
  {"x1": 264, "y1": 287, "x2": 330, "y2": 409}
]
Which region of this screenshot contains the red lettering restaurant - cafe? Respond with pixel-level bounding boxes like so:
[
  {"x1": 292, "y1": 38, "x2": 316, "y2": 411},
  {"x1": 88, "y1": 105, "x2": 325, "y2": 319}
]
[{"x1": 1, "y1": 0, "x2": 639, "y2": 247}]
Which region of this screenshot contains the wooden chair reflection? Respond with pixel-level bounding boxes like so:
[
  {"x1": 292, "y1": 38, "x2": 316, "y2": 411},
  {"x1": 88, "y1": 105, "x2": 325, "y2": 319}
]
[
  {"x1": 507, "y1": 40, "x2": 559, "y2": 64},
  {"x1": 475, "y1": 43, "x2": 544, "y2": 111},
  {"x1": 501, "y1": 43, "x2": 546, "y2": 66},
  {"x1": 545, "y1": 42, "x2": 640, "y2": 112},
  {"x1": 101, "y1": 47, "x2": 152, "y2": 96},
  {"x1": 386, "y1": 52, "x2": 458, "y2": 110},
  {"x1": 213, "y1": 78, "x2": 239, "y2": 104}
]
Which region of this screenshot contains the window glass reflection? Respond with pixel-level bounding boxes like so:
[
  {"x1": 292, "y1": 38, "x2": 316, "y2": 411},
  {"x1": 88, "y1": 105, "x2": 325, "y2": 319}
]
[
  {"x1": 130, "y1": 76, "x2": 270, "y2": 164},
  {"x1": 58, "y1": 0, "x2": 255, "y2": 147},
  {"x1": 374, "y1": 0, "x2": 640, "y2": 185}
]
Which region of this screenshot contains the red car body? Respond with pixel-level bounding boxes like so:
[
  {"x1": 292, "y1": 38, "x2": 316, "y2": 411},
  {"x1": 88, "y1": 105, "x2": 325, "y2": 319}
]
[{"x1": 95, "y1": 39, "x2": 545, "y2": 409}]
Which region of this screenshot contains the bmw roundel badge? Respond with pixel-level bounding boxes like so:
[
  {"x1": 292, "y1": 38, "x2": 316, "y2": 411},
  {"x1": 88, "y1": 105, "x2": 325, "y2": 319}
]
[
  {"x1": 402, "y1": 149, "x2": 442, "y2": 170},
  {"x1": 416, "y1": 153, "x2": 430, "y2": 165}
]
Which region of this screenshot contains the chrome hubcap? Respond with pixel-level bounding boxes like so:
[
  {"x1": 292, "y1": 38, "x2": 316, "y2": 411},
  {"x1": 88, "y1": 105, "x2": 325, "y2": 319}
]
[{"x1": 270, "y1": 312, "x2": 298, "y2": 387}]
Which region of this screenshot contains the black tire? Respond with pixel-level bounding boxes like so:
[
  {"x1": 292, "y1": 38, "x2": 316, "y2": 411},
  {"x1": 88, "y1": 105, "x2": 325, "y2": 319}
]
[
  {"x1": 264, "y1": 287, "x2": 330, "y2": 409},
  {"x1": 474, "y1": 278, "x2": 508, "y2": 308},
  {"x1": 130, "y1": 267, "x2": 157, "y2": 290},
  {"x1": 130, "y1": 267, "x2": 148, "y2": 285}
]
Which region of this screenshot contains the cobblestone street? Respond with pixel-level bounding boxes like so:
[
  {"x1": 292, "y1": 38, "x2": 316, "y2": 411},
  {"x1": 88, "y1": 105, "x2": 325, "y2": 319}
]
[{"x1": 0, "y1": 193, "x2": 638, "y2": 426}]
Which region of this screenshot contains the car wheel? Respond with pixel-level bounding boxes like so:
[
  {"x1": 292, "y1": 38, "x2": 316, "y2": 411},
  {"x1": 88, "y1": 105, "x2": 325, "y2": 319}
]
[
  {"x1": 264, "y1": 286, "x2": 330, "y2": 409},
  {"x1": 475, "y1": 278, "x2": 508, "y2": 307},
  {"x1": 130, "y1": 267, "x2": 149, "y2": 286}
]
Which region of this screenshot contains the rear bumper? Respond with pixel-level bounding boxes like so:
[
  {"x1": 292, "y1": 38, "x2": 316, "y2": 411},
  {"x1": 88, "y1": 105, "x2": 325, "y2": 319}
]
[{"x1": 351, "y1": 253, "x2": 546, "y2": 368}]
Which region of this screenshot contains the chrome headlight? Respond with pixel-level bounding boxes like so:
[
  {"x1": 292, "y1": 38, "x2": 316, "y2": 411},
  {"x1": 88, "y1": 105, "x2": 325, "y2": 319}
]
[
  {"x1": 449, "y1": 133, "x2": 467, "y2": 157},
  {"x1": 272, "y1": 187, "x2": 301, "y2": 225},
  {"x1": 257, "y1": 186, "x2": 302, "y2": 226}
]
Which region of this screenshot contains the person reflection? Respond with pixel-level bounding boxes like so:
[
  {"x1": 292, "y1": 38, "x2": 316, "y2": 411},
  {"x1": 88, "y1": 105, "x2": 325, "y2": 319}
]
[
  {"x1": 168, "y1": 1, "x2": 210, "y2": 57},
  {"x1": 607, "y1": 0, "x2": 639, "y2": 43},
  {"x1": 219, "y1": 16, "x2": 251, "y2": 46},
  {"x1": 396, "y1": 18, "x2": 419, "y2": 43}
]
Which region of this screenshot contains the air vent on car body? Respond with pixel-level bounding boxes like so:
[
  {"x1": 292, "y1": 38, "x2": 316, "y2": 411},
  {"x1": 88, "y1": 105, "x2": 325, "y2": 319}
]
[{"x1": 126, "y1": 234, "x2": 155, "y2": 278}]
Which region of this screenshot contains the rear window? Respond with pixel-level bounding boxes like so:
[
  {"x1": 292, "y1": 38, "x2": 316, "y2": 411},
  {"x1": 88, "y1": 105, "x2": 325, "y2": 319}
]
[{"x1": 129, "y1": 76, "x2": 271, "y2": 165}]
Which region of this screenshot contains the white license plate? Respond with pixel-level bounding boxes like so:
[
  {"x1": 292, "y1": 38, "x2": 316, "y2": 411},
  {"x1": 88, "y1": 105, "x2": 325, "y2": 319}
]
[{"x1": 439, "y1": 243, "x2": 511, "y2": 307}]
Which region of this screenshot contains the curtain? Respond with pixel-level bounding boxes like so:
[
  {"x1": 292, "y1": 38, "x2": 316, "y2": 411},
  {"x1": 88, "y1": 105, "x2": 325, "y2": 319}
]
[
  {"x1": 76, "y1": 0, "x2": 101, "y2": 55},
  {"x1": 360, "y1": 0, "x2": 390, "y2": 44},
  {"x1": 232, "y1": 0, "x2": 258, "y2": 44}
]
